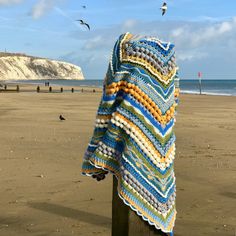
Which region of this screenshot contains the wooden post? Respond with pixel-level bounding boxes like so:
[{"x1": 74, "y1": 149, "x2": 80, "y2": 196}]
[{"x1": 112, "y1": 176, "x2": 168, "y2": 236}]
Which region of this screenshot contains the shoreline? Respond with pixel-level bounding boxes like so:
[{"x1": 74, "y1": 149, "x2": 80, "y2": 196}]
[
  {"x1": 181, "y1": 91, "x2": 235, "y2": 96},
  {"x1": 0, "y1": 81, "x2": 235, "y2": 97}
]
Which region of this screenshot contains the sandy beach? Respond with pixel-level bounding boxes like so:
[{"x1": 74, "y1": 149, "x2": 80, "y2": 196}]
[{"x1": 0, "y1": 87, "x2": 235, "y2": 236}]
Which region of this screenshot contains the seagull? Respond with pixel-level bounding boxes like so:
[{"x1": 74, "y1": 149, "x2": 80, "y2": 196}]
[
  {"x1": 59, "y1": 115, "x2": 66, "y2": 121},
  {"x1": 160, "y1": 2, "x2": 167, "y2": 16},
  {"x1": 76, "y1": 19, "x2": 90, "y2": 30}
]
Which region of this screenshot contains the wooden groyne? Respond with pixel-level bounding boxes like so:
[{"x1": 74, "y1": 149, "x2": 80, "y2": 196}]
[{"x1": 0, "y1": 84, "x2": 102, "y2": 93}]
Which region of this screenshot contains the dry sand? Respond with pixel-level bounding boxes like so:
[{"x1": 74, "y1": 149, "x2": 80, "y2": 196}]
[{"x1": 0, "y1": 87, "x2": 235, "y2": 236}]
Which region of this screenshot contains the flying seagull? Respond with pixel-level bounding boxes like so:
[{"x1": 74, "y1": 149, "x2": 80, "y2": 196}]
[
  {"x1": 76, "y1": 19, "x2": 90, "y2": 30},
  {"x1": 59, "y1": 115, "x2": 66, "y2": 121},
  {"x1": 160, "y1": 2, "x2": 167, "y2": 16}
]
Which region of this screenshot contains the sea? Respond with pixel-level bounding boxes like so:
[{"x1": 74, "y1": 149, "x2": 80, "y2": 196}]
[{"x1": 6, "y1": 79, "x2": 236, "y2": 96}]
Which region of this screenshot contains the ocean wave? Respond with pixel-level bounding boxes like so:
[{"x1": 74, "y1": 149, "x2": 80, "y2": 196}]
[{"x1": 181, "y1": 90, "x2": 234, "y2": 96}]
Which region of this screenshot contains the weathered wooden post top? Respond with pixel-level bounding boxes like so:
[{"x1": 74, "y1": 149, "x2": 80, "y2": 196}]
[{"x1": 81, "y1": 32, "x2": 179, "y2": 236}]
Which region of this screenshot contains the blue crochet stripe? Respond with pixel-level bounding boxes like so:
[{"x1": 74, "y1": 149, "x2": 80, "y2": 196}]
[
  {"x1": 120, "y1": 182, "x2": 176, "y2": 226},
  {"x1": 121, "y1": 154, "x2": 175, "y2": 202}
]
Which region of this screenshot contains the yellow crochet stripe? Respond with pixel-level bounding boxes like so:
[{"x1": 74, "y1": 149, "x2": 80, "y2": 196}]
[
  {"x1": 119, "y1": 183, "x2": 176, "y2": 232},
  {"x1": 120, "y1": 33, "x2": 176, "y2": 84},
  {"x1": 114, "y1": 112, "x2": 174, "y2": 163},
  {"x1": 105, "y1": 81, "x2": 176, "y2": 124},
  {"x1": 122, "y1": 56, "x2": 176, "y2": 84},
  {"x1": 175, "y1": 88, "x2": 180, "y2": 98}
]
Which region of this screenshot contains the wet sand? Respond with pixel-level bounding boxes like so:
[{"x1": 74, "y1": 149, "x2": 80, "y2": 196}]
[{"x1": 0, "y1": 88, "x2": 235, "y2": 236}]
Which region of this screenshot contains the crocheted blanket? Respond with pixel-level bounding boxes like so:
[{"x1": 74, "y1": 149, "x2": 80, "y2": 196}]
[{"x1": 82, "y1": 32, "x2": 179, "y2": 233}]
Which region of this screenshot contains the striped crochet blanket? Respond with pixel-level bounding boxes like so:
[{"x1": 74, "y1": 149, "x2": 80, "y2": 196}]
[{"x1": 82, "y1": 32, "x2": 180, "y2": 233}]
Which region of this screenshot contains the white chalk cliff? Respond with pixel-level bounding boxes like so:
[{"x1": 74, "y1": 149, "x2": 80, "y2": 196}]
[{"x1": 0, "y1": 52, "x2": 84, "y2": 81}]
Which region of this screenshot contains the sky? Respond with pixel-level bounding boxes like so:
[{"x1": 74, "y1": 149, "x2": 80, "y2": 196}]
[{"x1": 0, "y1": 0, "x2": 236, "y2": 80}]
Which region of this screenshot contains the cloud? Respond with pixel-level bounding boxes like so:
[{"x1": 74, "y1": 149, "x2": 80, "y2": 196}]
[
  {"x1": 31, "y1": 0, "x2": 58, "y2": 19},
  {"x1": 82, "y1": 36, "x2": 107, "y2": 50},
  {"x1": 0, "y1": 0, "x2": 22, "y2": 5},
  {"x1": 62, "y1": 17, "x2": 236, "y2": 79},
  {"x1": 122, "y1": 19, "x2": 138, "y2": 29},
  {"x1": 177, "y1": 50, "x2": 208, "y2": 61},
  {"x1": 171, "y1": 17, "x2": 236, "y2": 48},
  {"x1": 59, "y1": 51, "x2": 109, "y2": 80}
]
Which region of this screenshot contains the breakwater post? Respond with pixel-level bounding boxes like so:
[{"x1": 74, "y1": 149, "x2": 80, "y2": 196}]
[{"x1": 112, "y1": 177, "x2": 167, "y2": 236}]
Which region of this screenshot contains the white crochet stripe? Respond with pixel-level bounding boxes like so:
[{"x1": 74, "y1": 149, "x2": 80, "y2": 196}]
[
  {"x1": 88, "y1": 144, "x2": 98, "y2": 148},
  {"x1": 117, "y1": 190, "x2": 175, "y2": 233},
  {"x1": 122, "y1": 153, "x2": 176, "y2": 199},
  {"x1": 145, "y1": 37, "x2": 172, "y2": 51},
  {"x1": 123, "y1": 99, "x2": 174, "y2": 137},
  {"x1": 82, "y1": 161, "x2": 175, "y2": 233},
  {"x1": 101, "y1": 98, "x2": 175, "y2": 135},
  {"x1": 111, "y1": 114, "x2": 173, "y2": 161},
  {"x1": 121, "y1": 58, "x2": 177, "y2": 86},
  {"x1": 111, "y1": 116, "x2": 175, "y2": 170},
  {"x1": 127, "y1": 146, "x2": 175, "y2": 185},
  {"x1": 122, "y1": 165, "x2": 175, "y2": 203},
  {"x1": 122, "y1": 178, "x2": 175, "y2": 218},
  {"x1": 118, "y1": 66, "x2": 176, "y2": 99}
]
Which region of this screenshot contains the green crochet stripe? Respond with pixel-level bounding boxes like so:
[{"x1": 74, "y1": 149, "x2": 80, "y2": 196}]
[
  {"x1": 120, "y1": 102, "x2": 173, "y2": 145},
  {"x1": 120, "y1": 178, "x2": 175, "y2": 221},
  {"x1": 124, "y1": 136, "x2": 174, "y2": 179},
  {"x1": 122, "y1": 60, "x2": 175, "y2": 89}
]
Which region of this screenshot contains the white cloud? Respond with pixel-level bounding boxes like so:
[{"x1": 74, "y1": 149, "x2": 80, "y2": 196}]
[
  {"x1": 0, "y1": 0, "x2": 22, "y2": 5},
  {"x1": 171, "y1": 27, "x2": 184, "y2": 37},
  {"x1": 64, "y1": 17, "x2": 236, "y2": 79},
  {"x1": 122, "y1": 19, "x2": 138, "y2": 29},
  {"x1": 177, "y1": 50, "x2": 208, "y2": 61},
  {"x1": 83, "y1": 36, "x2": 106, "y2": 50},
  {"x1": 171, "y1": 17, "x2": 236, "y2": 48},
  {"x1": 31, "y1": 0, "x2": 56, "y2": 19}
]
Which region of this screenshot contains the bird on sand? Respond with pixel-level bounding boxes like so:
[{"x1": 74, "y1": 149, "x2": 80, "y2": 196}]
[
  {"x1": 160, "y1": 2, "x2": 167, "y2": 16},
  {"x1": 76, "y1": 19, "x2": 90, "y2": 30},
  {"x1": 59, "y1": 115, "x2": 66, "y2": 121}
]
